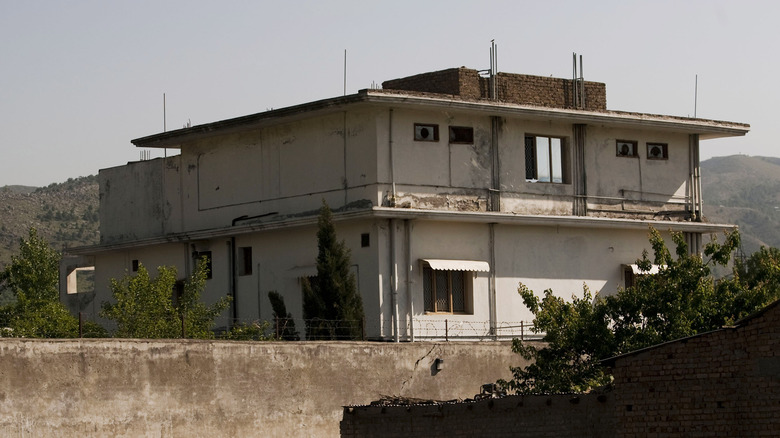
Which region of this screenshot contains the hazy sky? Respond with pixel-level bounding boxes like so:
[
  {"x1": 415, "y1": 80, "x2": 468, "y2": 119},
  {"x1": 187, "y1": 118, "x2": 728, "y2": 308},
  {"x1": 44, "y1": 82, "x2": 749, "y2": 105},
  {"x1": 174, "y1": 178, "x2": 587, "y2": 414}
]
[{"x1": 0, "y1": 0, "x2": 775, "y2": 187}]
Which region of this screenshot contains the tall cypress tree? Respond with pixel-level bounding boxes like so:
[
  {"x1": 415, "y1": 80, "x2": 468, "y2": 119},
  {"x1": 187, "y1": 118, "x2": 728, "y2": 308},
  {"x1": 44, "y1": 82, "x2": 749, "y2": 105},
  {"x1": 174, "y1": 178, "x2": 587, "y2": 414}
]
[{"x1": 302, "y1": 200, "x2": 364, "y2": 340}]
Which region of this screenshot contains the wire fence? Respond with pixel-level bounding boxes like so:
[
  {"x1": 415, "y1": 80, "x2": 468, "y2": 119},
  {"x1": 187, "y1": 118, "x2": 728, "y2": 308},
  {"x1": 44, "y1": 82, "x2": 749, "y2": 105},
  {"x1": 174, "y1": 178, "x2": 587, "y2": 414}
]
[{"x1": 0, "y1": 315, "x2": 542, "y2": 342}]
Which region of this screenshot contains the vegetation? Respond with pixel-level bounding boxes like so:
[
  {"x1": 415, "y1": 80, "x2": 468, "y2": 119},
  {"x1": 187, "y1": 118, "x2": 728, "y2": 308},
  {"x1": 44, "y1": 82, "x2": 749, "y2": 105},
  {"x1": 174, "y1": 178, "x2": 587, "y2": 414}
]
[
  {"x1": 501, "y1": 227, "x2": 780, "y2": 394},
  {"x1": 302, "y1": 200, "x2": 365, "y2": 340},
  {"x1": 101, "y1": 258, "x2": 230, "y2": 339},
  {"x1": 0, "y1": 175, "x2": 99, "y2": 269},
  {"x1": 268, "y1": 290, "x2": 299, "y2": 340},
  {"x1": 220, "y1": 320, "x2": 273, "y2": 341},
  {"x1": 0, "y1": 228, "x2": 104, "y2": 337}
]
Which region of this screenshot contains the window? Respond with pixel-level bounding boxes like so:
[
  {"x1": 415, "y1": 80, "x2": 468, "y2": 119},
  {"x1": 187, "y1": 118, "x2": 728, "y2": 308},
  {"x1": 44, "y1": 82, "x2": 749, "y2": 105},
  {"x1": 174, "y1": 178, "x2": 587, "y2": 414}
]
[
  {"x1": 616, "y1": 140, "x2": 638, "y2": 157},
  {"x1": 195, "y1": 251, "x2": 213, "y2": 279},
  {"x1": 361, "y1": 233, "x2": 370, "y2": 248},
  {"x1": 646, "y1": 143, "x2": 668, "y2": 160},
  {"x1": 414, "y1": 123, "x2": 439, "y2": 142},
  {"x1": 525, "y1": 135, "x2": 566, "y2": 183},
  {"x1": 238, "y1": 247, "x2": 252, "y2": 276},
  {"x1": 423, "y1": 266, "x2": 468, "y2": 313},
  {"x1": 449, "y1": 126, "x2": 474, "y2": 144},
  {"x1": 623, "y1": 264, "x2": 662, "y2": 288},
  {"x1": 131, "y1": 259, "x2": 139, "y2": 272}
]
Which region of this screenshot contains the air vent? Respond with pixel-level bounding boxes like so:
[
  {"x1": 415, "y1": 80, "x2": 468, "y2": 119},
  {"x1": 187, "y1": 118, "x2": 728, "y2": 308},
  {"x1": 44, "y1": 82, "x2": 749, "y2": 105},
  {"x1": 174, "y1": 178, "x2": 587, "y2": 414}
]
[
  {"x1": 616, "y1": 140, "x2": 637, "y2": 157},
  {"x1": 414, "y1": 123, "x2": 439, "y2": 142},
  {"x1": 647, "y1": 143, "x2": 668, "y2": 160}
]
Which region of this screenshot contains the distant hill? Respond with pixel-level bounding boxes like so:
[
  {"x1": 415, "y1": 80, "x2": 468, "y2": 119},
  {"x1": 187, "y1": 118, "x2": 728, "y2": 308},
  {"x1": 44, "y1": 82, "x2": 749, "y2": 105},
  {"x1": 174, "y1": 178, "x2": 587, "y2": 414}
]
[
  {"x1": 702, "y1": 155, "x2": 780, "y2": 255},
  {"x1": 0, "y1": 176, "x2": 99, "y2": 269}
]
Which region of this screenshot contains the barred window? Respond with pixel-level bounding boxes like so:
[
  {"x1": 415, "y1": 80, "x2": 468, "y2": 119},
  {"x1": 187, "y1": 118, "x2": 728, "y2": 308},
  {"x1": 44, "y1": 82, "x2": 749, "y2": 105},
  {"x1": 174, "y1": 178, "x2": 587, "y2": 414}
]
[{"x1": 423, "y1": 266, "x2": 467, "y2": 313}]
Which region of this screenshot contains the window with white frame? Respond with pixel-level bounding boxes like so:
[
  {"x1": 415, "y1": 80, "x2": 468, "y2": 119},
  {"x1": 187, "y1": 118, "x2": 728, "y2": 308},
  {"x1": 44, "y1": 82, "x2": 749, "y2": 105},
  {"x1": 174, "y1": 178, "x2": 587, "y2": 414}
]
[{"x1": 525, "y1": 135, "x2": 567, "y2": 183}]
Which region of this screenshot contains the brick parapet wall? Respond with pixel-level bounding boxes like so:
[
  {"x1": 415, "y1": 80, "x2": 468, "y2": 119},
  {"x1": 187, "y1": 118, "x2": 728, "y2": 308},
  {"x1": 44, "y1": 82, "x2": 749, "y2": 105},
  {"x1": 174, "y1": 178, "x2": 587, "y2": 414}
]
[
  {"x1": 610, "y1": 303, "x2": 780, "y2": 437},
  {"x1": 340, "y1": 392, "x2": 615, "y2": 438},
  {"x1": 341, "y1": 303, "x2": 780, "y2": 437},
  {"x1": 382, "y1": 68, "x2": 607, "y2": 111}
]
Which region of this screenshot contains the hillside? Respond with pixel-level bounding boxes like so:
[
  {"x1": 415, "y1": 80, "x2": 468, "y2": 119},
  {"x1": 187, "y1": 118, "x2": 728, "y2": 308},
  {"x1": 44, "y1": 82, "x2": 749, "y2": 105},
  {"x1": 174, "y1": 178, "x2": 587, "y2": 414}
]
[
  {"x1": 702, "y1": 155, "x2": 780, "y2": 255},
  {"x1": 0, "y1": 176, "x2": 99, "y2": 268}
]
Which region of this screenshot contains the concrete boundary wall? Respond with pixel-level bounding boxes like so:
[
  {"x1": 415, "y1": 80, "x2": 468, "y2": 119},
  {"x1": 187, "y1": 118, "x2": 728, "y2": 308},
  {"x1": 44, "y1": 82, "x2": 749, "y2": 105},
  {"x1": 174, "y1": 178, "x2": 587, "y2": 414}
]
[{"x1": 0, "y1": 339, "x2": 526, "y2": 437}]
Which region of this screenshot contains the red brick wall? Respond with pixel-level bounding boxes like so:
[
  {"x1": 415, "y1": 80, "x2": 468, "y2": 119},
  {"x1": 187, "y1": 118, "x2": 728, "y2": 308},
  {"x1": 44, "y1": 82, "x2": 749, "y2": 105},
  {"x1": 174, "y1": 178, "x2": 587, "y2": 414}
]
[
  {"x1": 382, "y1": 68, "x2": 607, "y2": 111},
  {"x1": 341, "y1": 303, "x2": 780, "y2": 437},
  {"x1": 610, "y1": 302, "x2": 780, "y2": 437},
  {"x1": 341, "y1": 392, "x2": 615, "y2": 438}
]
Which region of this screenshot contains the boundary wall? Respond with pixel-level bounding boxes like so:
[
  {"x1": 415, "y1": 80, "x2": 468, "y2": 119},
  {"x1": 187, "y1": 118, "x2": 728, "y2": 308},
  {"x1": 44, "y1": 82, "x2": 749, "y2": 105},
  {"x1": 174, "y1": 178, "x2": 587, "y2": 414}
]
[{"x1": 0, "y1": 339, "x2": 525, "y2": 437}]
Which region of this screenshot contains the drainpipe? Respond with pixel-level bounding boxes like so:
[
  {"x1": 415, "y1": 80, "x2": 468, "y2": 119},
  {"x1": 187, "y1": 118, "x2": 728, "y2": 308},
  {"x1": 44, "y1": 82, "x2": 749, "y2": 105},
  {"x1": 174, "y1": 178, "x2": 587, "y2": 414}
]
[
  {"x1": 405, "y1": 219, "x2": 413, "y2": 342},
  {"x1": 389, "y1": 219, "x2": 399, "y2": 342},
  {"x1": 389, "y1": 109, "x2": 397, "y2": 206},
  {"x1": 489, "y1": 223, "x2": 497, "y2": 339},
  {"x1": 229, "y1": 237, "x2": 237, "y2": 325},
  {"x1": 489, "y1": 116, "x2": 500, "y2": 211}
]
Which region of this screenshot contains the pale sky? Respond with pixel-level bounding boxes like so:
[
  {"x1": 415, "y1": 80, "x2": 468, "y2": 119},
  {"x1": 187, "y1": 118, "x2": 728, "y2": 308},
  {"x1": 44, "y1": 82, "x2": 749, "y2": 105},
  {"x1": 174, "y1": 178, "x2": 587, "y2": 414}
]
[{"x1": 0, "y1": 0, "x2": 775, "y2": 187}]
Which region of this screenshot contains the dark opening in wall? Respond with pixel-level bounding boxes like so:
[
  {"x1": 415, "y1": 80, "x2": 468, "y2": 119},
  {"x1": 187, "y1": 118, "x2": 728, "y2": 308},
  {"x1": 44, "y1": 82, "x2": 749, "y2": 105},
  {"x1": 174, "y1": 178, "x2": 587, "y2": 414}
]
[{"x1": 449, "y1": 126, "x2": 474, "y2": 144}]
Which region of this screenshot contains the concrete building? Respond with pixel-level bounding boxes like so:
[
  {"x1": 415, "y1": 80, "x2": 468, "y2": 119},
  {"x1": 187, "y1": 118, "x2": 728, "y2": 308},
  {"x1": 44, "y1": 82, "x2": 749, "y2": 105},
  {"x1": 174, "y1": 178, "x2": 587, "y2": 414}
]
[{"x1": 61, "y1": 67, "x2": 749, "y2": 340}]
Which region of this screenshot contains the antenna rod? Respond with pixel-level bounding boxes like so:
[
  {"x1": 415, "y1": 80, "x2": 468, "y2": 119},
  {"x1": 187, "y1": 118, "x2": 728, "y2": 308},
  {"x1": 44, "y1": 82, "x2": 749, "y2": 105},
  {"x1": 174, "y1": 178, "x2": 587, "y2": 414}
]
[
  {"x1": 580, "y1": 54, "x2": 584, "y2": 108},
  {"x1": 163, "y1": 93, "x2": 167, "y2": 158},
  {"x1": 344, "y1": 49, "x2": 347, "y2": 96},
  {"x1": 694, "y1": 74, "x2": 698, "y2": 118}
]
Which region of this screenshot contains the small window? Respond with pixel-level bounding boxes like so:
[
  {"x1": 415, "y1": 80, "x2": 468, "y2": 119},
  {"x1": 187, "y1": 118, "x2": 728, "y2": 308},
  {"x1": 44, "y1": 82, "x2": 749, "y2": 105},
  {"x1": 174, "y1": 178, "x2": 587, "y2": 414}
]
[
  {"x1": 238, "y1": 247, "x2": 253, "y2": 276},
  {"x1": 449, "y1": 126, "x2": 474, "y2": 144},
  {"x1": 195, "y1": 251, "x2": 213, "y2": 279},
  {"x1": 423, "y1": 266, "x2": 471, "y2": 314},
  {"x1": 131, "y1": 259, "x2": 139, "y2": 272},
  {"x1": 525, "y1": 135, "x2": 567, "y2": 183},
  {"x1": 647, "y1": 143, "x2": 668, "y2": 160},
  {"x1": 414, "y1": 123, "x2": 439, "y2": 142},
  {"x1": 616, "y1": 140, "x2": 638, "y2": 157},
  {"x1": 361, "y1": 233, "x2": 370, "y2": 248}
]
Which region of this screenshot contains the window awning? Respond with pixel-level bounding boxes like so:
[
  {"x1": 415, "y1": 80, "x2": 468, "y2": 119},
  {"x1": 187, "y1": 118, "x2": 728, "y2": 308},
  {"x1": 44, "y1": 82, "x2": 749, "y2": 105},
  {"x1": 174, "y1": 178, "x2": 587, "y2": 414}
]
[
  {"x1": 623, "y1": 264, "x2": 663, "y2": 275},
  {"x1": 288, "y1": 265, "x2": 317, "y2": 278},
  {"x1": 421, "y1": 259, "x2": 490, "y2": 272}
]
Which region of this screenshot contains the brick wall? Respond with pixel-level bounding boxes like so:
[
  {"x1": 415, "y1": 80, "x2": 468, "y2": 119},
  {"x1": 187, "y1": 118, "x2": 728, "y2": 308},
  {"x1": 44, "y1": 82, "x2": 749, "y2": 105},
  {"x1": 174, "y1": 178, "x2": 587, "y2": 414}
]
[
  {"x1": 382, "y1": 67, "x2": 607, "y2": 111},
  {"x1": 609, "y1": 301, "x2": 780, "y2": 437},
  {"x1": 340, "y1": 392, "x2": 615, "y2": 438},
  {"x1": 341, "y1": 302, "x2": 780, "y2": 437}
]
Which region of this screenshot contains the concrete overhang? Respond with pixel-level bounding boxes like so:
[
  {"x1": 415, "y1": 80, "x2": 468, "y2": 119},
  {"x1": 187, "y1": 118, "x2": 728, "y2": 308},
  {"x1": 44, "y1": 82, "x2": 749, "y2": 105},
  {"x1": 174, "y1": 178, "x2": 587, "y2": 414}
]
[
  {"x1": 66, "y1": 206, "x2": 736, "y2": 256},
  {"x1": 131, "y1": 90, "x2": 749, "y2": 149}
]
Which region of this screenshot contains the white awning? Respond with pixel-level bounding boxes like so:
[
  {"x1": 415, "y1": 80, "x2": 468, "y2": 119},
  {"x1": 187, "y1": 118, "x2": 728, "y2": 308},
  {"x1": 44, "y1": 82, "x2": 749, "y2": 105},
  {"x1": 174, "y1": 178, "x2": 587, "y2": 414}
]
[
  {"x1": 421, "y1": 259, "x2": 490, "y2": 272},
  {"x1": 288, "y1": 265, "x2": 317, "y2": 278},
  {"x1": 624, "y1": 264, "x2": 662, "y2": 275}
]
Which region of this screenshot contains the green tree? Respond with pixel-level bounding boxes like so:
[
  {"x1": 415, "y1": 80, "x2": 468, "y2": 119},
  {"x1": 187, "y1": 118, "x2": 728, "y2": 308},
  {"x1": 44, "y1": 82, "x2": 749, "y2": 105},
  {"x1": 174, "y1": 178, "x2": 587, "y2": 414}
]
[
  {"x1": 302, "y1": 200, "x2": 364, "y2": 340},
  {"x1": 501, "y1": 227, "x2": 765, "y2": 394},
  {"x1": 268, "y1": 290, "x2": 299, "y2": 340},
  {"x1": 0, "y1": 228, "x2": 89, "y2": 338},
  {"x1": 101, "y1": 258, "x2": 230, "y2": 339}
]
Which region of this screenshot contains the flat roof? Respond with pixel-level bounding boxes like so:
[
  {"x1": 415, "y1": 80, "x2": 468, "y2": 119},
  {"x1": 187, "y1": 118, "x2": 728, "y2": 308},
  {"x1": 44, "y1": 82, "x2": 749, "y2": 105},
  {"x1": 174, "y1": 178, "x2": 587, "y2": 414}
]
[{"x1": 131, "y1": 89, "x2": 749, "y2": 149}]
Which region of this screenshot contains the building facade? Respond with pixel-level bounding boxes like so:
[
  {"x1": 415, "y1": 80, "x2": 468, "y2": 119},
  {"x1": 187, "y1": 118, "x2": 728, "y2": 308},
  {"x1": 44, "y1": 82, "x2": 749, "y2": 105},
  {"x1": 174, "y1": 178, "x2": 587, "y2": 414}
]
[{"x1": 61, "y1": 67, "x2": 749, "y2": 340}]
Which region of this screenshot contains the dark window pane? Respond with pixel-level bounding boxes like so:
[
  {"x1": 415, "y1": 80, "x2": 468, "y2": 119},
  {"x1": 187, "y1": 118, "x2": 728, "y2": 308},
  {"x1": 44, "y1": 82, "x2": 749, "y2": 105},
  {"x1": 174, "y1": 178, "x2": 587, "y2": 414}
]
[
  {"x1": 423, "y1": 266, "x2": 434, "y2": 312},
  {"x1": 451, "y1": 271, "x2": 465, "y2": 312},
  {"x1": 435, "y1": 270, "x2": 449, "y2": 312}
]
